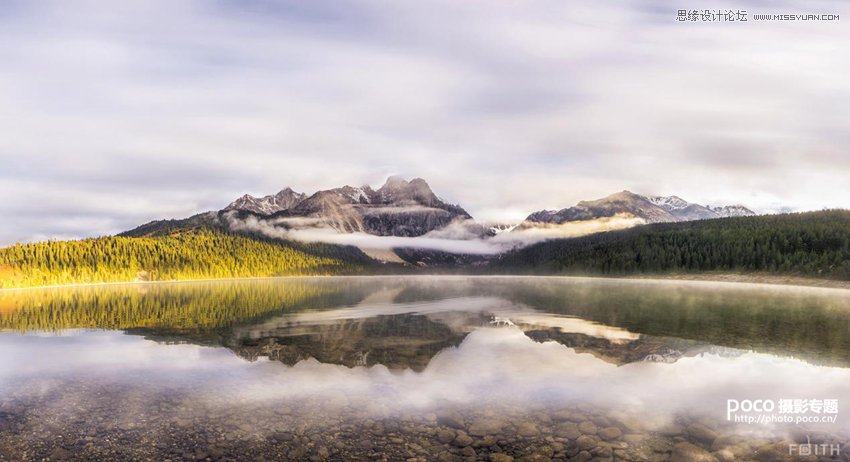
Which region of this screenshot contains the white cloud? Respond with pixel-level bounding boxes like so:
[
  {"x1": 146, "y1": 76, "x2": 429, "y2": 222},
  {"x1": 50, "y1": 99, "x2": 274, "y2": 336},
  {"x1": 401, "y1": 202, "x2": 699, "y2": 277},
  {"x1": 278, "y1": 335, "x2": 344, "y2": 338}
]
[
  {"x1": 227, "y1": 213, "x2": 505, "y2": 254},
  {"x1": 497, "y1": 214, "x2": 647, "y2": 243},
  {"x1": 1, "y1": 0, "x2": 848, "y2": 245}
]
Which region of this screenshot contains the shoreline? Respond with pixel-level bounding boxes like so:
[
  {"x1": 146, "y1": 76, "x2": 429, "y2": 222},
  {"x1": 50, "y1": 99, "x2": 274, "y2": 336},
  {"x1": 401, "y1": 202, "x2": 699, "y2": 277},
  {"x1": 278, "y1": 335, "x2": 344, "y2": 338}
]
[
  {"x1": 629, "y1": 273, "x2": 850, "y2": 291},
  {"x1": 2, "y1": 272, "x2": 850, "y2": 293}
]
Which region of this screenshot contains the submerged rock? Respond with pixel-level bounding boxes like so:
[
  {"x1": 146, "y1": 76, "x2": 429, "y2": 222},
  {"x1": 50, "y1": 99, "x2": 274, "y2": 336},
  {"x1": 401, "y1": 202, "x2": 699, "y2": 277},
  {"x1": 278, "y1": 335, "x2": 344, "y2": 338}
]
[
  {"x1": 452, "y1": 431, "x2": 474, "y2": 447},
  {"x1": 468, "y1": 419, "x2": 505, "y2": 437},
  {"x1": 554, "y1": 422, "x2": 581, "y2": 439},
  {"x1": 437, "y1": 411, "x2": 465, "y2": 430},
  {"x1": 516, "y1": 421, "x2": 540, "y2": 438},
  {"x1": 577, "y1": 421, "x2": 598, "y2": 435},
  {"x1": 670, "y1": 442, "x2": 718, "y2": 462},
  {"x1": 576, "y1": 435, "x2": 600, "y2": 451},
  {"x1": 598, "y1": 426, "x2": 623, "y2": 441},
  {"x1": 436, "y1": 429, "x2": 455, "y2": 444},
  {"x1": 489, "y1": 454, "x2": 513, "y2": 462},
  {"x1": 686, "y1": 423, "x2": 718, "y2": 446}
]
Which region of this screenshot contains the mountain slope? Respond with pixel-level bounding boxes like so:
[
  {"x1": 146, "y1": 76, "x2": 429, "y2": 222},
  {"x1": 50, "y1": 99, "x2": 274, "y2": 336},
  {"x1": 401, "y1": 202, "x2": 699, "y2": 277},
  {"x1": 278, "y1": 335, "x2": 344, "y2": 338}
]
[
  {"x1": 495, "y1": 210, "x2": 850, "y2": 280},
  {"x1": 120, "y1": 211, "x2": 221, "y2": 237}
]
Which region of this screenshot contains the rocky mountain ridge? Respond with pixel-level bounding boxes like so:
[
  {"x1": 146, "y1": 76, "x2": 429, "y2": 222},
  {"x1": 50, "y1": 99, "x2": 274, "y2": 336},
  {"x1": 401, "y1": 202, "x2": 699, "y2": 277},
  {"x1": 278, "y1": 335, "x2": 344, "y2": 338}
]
[
  {"x1": 125, "y1": 176, "x2": 477, "y2": 239},
  {"x1": 223, "y1": 187, "x2": 307, "y2": 215},
  {"x1": 524, "y1": 190, "x2": 755, "y2": 226}
]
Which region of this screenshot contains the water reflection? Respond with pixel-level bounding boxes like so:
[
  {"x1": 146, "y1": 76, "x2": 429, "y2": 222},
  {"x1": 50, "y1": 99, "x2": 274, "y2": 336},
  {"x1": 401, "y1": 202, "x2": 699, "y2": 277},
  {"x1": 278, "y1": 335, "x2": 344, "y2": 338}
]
[
  {"x1": 3, "y1": 277, "x2": 849, "y2": 368},
  {"x1": 1, "y1": 276, "x2": 850, "y2": 461}
]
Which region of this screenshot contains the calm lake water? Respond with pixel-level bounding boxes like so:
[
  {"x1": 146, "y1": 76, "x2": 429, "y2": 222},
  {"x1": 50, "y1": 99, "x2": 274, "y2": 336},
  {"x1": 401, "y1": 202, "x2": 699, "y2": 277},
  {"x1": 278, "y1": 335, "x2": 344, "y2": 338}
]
[{"x1": 1, "y1": 276, "x2": 849, "y2": 461}]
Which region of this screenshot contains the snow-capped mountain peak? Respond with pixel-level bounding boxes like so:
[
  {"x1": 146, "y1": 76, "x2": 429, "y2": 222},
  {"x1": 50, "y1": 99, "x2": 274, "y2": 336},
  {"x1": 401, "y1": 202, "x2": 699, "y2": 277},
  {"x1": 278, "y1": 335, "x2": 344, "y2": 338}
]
[
  {"x1": 224, "y1": 187, "x2": 307, "y2": 215},
  {"x1": 645, "y1": 195, "x2": 691, "y2": 211}
]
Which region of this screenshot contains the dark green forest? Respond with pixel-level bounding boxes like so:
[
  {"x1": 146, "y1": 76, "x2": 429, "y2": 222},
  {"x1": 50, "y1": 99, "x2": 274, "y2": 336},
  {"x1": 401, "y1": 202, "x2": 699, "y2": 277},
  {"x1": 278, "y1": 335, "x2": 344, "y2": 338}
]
[
  {"x1": 0, "y1": 229, "x2": 371, "y2": 288},
  {"x1": 494, "y1": 210, "x2": 850, "y2": 280}
]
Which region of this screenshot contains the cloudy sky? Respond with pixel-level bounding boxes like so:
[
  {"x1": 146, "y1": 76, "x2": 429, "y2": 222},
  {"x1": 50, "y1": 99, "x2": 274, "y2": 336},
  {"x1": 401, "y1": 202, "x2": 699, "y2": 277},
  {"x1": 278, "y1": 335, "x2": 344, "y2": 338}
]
[{"x1": 1, "y1": 0, "x2": 848, "y2": 245}]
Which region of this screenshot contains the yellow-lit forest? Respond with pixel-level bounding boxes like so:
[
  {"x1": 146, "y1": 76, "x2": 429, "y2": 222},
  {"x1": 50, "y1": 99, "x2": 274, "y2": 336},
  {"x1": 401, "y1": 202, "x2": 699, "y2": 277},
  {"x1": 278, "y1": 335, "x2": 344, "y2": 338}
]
[{"x1": 0, "y1": 229, "x2": 364, "y2": 289}]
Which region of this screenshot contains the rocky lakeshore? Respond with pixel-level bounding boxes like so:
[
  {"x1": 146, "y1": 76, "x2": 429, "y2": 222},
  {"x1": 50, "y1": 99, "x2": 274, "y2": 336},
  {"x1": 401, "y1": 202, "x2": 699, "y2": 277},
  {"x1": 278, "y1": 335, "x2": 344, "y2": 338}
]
[{"x1": 1, "y1": 379, "x2": 847, "y2": 462}]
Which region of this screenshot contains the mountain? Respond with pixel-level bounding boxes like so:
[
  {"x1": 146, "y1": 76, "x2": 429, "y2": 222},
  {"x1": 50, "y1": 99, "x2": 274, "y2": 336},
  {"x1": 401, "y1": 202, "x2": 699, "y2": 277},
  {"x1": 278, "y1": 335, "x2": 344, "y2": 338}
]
[
  {"x1": 524, "y1": 191, "x2": 677, "y2": 224},
  {"x1": 223, "y1": 187, "x2": 306, "y2": 215},
  {"x1": 122, "y1": 176, "x2": 479, "y2": 256},
  {"x1": 522, "y1": 191, "x2": 754, "y2": 227},
  {"x1": 277, "y1": 176, "x2": 474, "y2": 236},
  {"x1": 648, "y1": 195, "x2": 755, "y2": 220},
  {"x1": 122, "y1": 180, "x2": 760, "y2": 255}
]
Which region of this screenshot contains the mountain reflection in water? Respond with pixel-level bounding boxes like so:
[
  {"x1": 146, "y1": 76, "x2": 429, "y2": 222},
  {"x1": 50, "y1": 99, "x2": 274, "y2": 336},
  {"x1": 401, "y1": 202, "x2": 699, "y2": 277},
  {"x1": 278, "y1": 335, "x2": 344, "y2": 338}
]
[{"x1": 1, "y1": 276, "x2": 849, "y2": 461}]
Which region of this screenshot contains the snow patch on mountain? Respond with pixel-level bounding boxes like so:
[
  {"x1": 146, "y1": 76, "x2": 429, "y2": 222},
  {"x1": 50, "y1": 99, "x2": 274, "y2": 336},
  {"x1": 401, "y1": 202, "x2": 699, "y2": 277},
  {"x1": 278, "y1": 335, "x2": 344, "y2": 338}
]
[
  {"x1": 712, "y1": 205, "x2": 755, "y2": 217},
  {"x1": 488, "y1": 224, "x2": 518, "y2": 235},
  {"x1": 645, "y1": 195, "x2": 690, "y2": 211}
]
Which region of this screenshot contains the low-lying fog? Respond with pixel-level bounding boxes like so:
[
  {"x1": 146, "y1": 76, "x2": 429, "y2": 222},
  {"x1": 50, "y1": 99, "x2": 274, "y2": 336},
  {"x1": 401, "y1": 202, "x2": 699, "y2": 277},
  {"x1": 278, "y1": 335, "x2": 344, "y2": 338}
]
[{"x1": 225, "y1": 213, "x2": 645, "y2": 255}]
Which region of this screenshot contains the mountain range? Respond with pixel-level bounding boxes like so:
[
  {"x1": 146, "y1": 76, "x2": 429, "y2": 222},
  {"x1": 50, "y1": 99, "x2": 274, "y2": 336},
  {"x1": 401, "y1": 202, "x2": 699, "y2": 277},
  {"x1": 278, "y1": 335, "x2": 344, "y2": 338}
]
[{"x1": 124, "y1": 176, "x2": 755, "y2": 252}]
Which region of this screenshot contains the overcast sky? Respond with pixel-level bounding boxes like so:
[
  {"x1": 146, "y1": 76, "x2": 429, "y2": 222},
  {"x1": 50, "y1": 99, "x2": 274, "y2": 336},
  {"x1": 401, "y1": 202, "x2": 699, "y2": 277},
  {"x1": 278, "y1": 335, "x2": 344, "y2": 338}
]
[{"x1": 1, "y1": 0, "x2": 848, "y2": 245}]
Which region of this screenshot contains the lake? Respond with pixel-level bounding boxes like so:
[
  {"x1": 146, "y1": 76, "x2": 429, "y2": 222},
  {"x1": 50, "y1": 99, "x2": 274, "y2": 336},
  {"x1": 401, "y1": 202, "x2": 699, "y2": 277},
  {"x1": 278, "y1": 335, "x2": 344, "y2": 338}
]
[{"x1": 1, "y1": 276, "x2": 849, "y2": 461}]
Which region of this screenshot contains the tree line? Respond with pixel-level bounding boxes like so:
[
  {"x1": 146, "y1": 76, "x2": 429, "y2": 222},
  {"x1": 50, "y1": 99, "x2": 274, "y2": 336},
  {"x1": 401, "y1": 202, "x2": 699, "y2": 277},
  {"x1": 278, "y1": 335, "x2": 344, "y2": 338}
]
[{"x1": 494, "y1": 210, "x2": 850, "y2": 280}]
